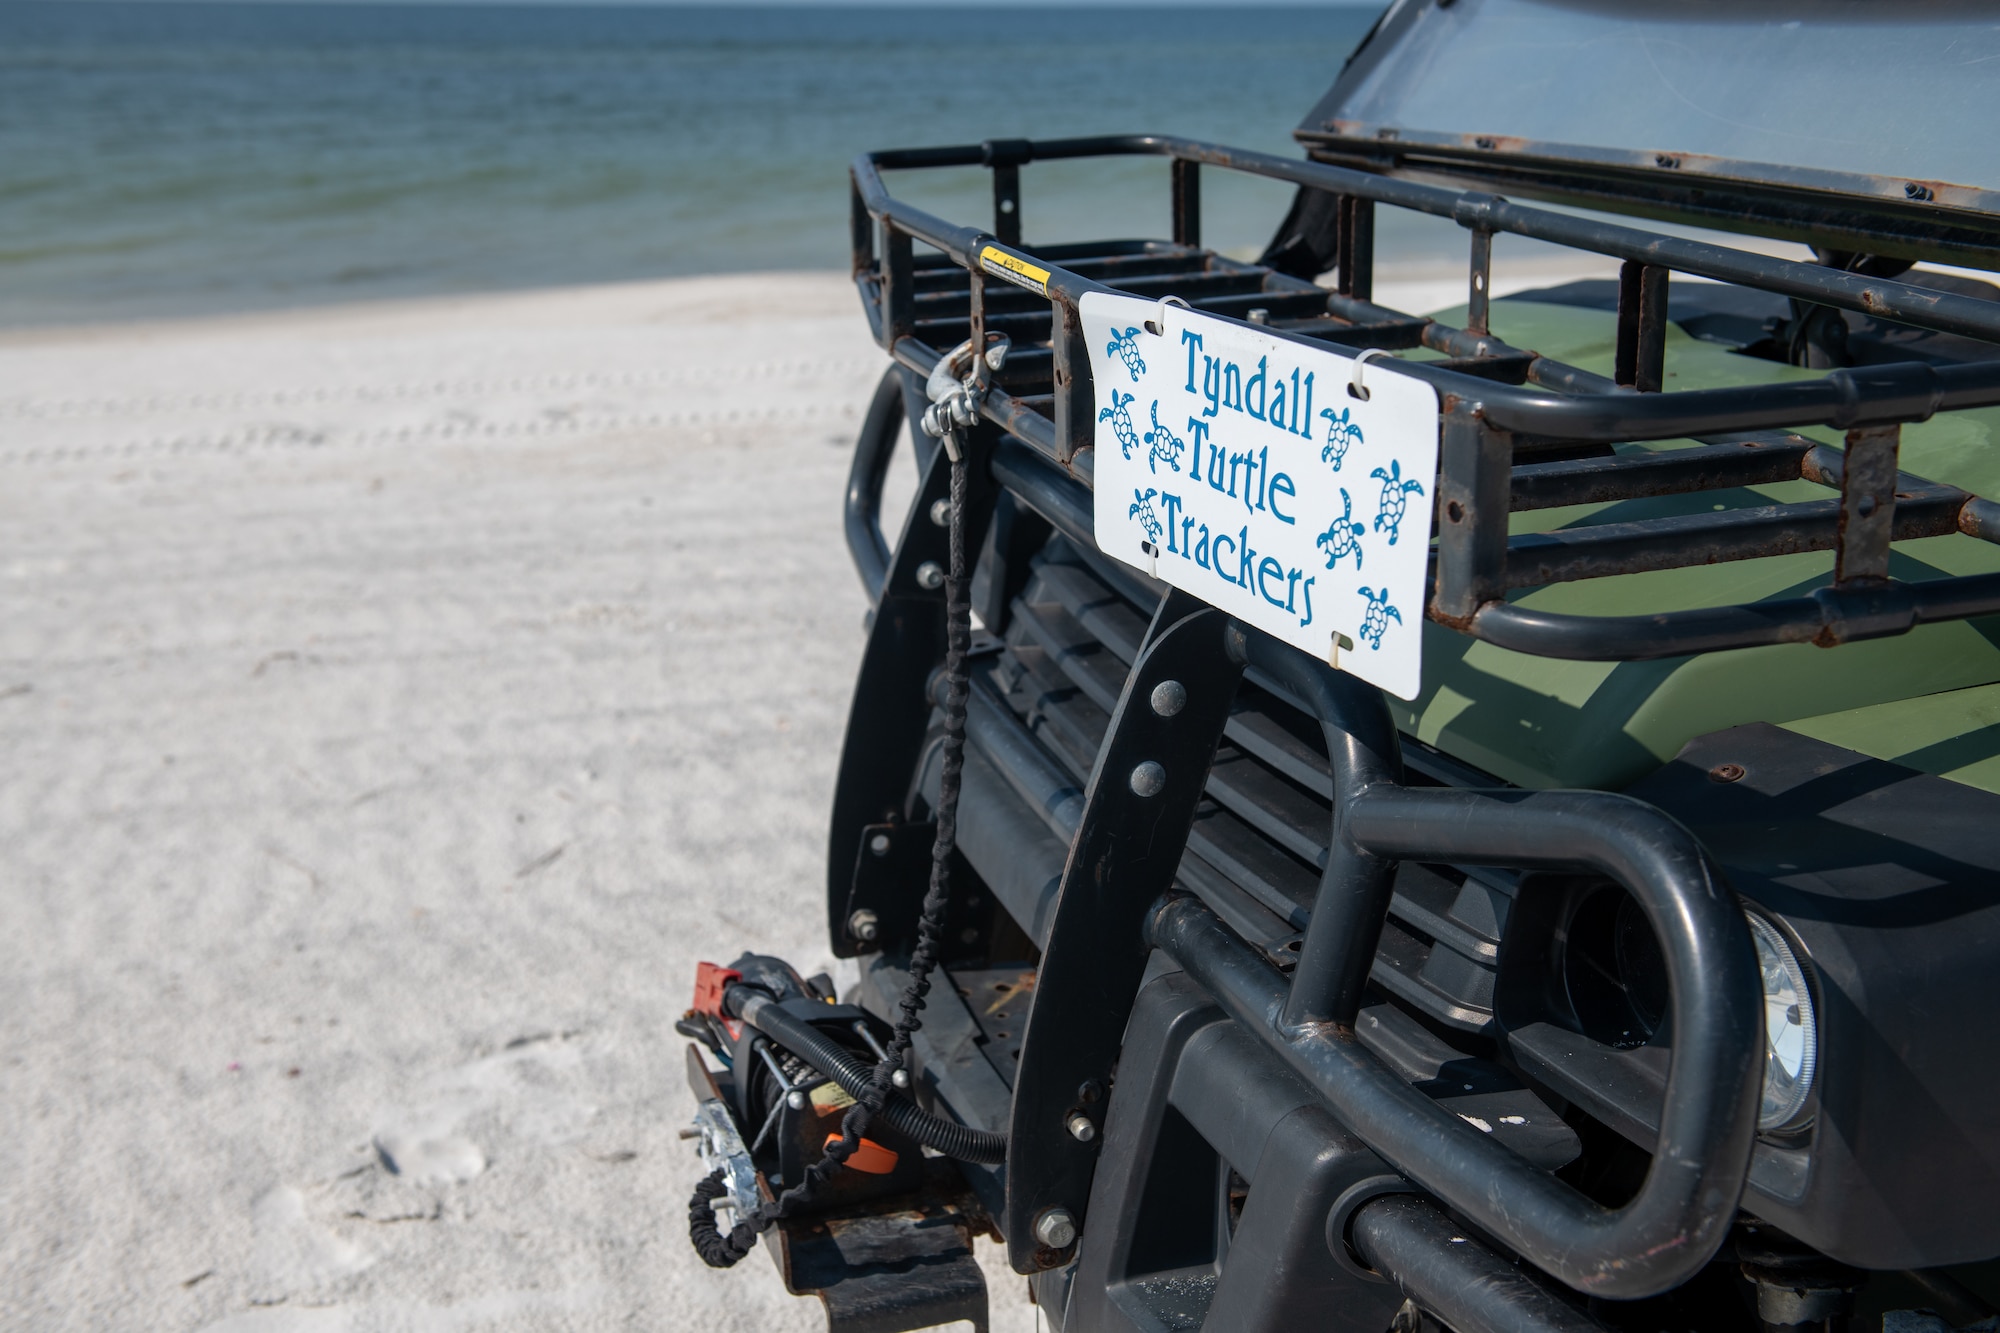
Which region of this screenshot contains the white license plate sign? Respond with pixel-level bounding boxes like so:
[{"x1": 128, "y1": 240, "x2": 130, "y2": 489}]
[{"x1": 1083, "y1": 293, "x2": 1440, "y2": 700}]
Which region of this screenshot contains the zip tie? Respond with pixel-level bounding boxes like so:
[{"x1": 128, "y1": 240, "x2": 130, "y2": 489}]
[
  {"x1": 1145, "y1": 295, "x2": 1190, "y2": 336},
  {"x1": 1348, "y1": 347, "x2": 1393, "y2": 401}
]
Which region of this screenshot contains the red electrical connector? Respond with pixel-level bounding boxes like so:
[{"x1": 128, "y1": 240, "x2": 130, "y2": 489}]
[{"x1": 690, "y1": 961, "x2": 743, "y2": 1040}]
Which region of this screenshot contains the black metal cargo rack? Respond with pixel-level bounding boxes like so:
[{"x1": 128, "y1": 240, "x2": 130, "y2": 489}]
[
  {"x1": 821, "y1": 134, "x2": 2000, "y2": 1326},
  {"x1": 848, "y1": 134, "x2": 2000, "y2": 661}
]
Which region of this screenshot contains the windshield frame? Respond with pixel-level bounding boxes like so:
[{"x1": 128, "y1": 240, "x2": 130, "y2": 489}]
[{"x1": 1300, "y1": 0, "x2": 2000, "y2": 270}]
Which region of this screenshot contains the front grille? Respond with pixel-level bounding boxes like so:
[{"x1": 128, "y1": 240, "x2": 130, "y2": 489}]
[{"x1": 922, "y1": 528, "x2": 1513, "y2": 1048}]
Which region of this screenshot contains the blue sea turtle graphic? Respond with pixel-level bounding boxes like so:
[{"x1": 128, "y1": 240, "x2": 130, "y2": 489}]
[
  {"x1": 1319, "y1": 405, "x2": 1364, "y2": 473},
  {"x1": 1107, "y1": 326, "x2": 1146, "y2": 380},
  {"x1": 1315, "y1": 488, "x2": 1365, "y2": 571},
  {"x1": 1100, "y1": 389, "x2": 1140, "y2": 460},
  {"x1": 1130, "y1": 488, "x2": 1163, "y2": 544},
  {"x1": 1142, "y1": 400, "x2": 1185, "y2": 475},
  {"x1": 1370, "y1": 458, "x2": 1426, "y2": 545},
  {"x1": 1356, "y1": 586, "x2": 1403, "y2": 649}
]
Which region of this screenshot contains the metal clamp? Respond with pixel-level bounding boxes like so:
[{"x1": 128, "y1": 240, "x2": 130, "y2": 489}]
[
  {"x1": 691, "y1": 1096, "x2": 760, "y2": 1220},
  {"x1": 923, "y1": 333, "x2": 1012, "y2": 458}
]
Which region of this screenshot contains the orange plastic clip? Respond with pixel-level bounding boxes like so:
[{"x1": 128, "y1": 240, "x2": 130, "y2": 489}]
[{"x1": 826, "y1": 1134, "x2": 900, "y2": 1175}]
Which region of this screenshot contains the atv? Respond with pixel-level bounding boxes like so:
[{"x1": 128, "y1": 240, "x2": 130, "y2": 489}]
[{"x1": 680, "y1": 3, "x2": 2000, "y2": 1329}]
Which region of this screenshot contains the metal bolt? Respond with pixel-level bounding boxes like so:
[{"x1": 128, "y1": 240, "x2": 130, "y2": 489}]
[
  {"x1": 1129, "y1": 760, "x2": 1166, "y2": 798},
  {"x1": 892, "y1": 1068, "x2": 911, "y2": 1089},
  {"x1": 1034, "y1": 1208, "x2": 1078, "y2": 1250},
  {"x1": 1066, "y1": 1112, "x2": 1097, "y2": 1143},
  {"x1": 678, "y1": 1126, "x2": 700, "y2": 1140},
  {"x1": 853, "y1": 1020, "x2": 890, "y2": 1062},
  {"x1": 1077, "y1": 1079, "x2": 1105, "y2": 1104},
  {"x1": 1149, "y1": 680, "x2": 1186, "y2": 717},
  {"x1": 1247, "y1": 308, "x2": 1270, "y2": 325},
  {"x1": 930, "y1": 498, "x2": 952, "y2": 527},
  {"x1": 868, "y1": 833, "x2": 892, "y2": 857},
  {"x1": 786, "y1": 1089, "x2": 808, "y2": 1111},
  {"x1": 848, "y1": 909, "x2": 880, "y2": 942},
  {"x1": 1708, "y1": 763, "x2": 1746, "y2": 784},
  {"x1": 915, "y1": 561, "x2": 945, "y2": 590}
]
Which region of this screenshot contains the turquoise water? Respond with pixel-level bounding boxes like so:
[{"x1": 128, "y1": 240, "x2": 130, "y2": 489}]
[{"x1": 0, "y1": 2, "x2": 1400, "y2": 326}]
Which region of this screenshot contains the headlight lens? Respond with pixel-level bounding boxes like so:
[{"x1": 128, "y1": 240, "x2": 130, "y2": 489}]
[{"x1": 1746, "y1": 912, "x2": 1816, "y2": 1129}]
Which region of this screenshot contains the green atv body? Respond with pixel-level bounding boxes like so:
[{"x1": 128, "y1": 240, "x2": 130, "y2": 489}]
[{"x1": 1407, "y1": 295, "x2": 2000, "y2": 793}]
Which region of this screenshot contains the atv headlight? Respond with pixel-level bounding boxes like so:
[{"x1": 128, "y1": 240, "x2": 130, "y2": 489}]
[{"x1": 1746, "y1": 912, "x2": 1816, "y2": 1130}]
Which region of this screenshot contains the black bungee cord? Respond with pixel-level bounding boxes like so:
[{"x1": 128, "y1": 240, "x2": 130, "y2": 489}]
[{"x1": 690, "y1": 388, "x2": 978, "y2": 1268}]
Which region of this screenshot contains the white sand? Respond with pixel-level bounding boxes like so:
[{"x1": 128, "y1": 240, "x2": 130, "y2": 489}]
[
  {"x1": 0, "y1": 272, "x2": 1033, "y2": 1332},
  {"x1": 0, "y1": 261, "x2": 1619, "y2": 1332}
]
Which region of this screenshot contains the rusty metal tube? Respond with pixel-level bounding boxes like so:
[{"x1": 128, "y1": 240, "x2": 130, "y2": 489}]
[{"x1": 1349, "y1": 1194, "x2": 1611, "y2": 1333}]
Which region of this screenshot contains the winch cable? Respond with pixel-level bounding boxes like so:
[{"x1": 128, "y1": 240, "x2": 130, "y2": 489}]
[{"x1": 688, "y1": 342, "x2": 993, "y2": 1266}]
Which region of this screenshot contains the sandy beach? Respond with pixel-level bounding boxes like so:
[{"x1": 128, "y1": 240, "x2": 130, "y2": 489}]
[
  {"x1": 0, "y1": 270, "x2": 1008, "y2": 1332},
  {"x1": 0, "y1": 260, "x2": 1620, "y2": 1332}
]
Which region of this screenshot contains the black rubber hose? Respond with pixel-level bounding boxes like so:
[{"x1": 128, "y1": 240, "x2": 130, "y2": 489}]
[{"x1": 741, "y1": 995, "x2": 1007, "y2": 1165}]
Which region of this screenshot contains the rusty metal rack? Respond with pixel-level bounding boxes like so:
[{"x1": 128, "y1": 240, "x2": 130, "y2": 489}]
[{"x1": 847, "y1": 134, "x2": 2000, "y2": 661}]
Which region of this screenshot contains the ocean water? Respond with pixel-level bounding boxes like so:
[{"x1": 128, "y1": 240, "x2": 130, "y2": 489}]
[{"x1": 0, "y1": 1, "x2": 1414, "y2": 327}]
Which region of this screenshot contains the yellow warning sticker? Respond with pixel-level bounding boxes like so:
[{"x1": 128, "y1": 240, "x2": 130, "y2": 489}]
[
  {"x1": 809, "y1": 1081, "x2": 856, "y2": 1113},
  {"x1": 980, "y1": 245, "x2": 1050, "y2": 297}
]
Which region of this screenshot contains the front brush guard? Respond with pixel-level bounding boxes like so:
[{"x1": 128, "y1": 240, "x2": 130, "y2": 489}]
[
  {"x1": 992, "y1": 595, "x2": 1762, "y2": 1298},
  {"x1": 830, "y1": 382, "x2": 1763, "y2": 1305}
]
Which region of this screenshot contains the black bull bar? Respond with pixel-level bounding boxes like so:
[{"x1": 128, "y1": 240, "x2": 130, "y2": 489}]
[
  {"x1": 838, "y1": 413, "x2": 1762, "y2": 1300},
  {"x1": 1141, "y1": 646, "x2": 1764, "y2": 1299},
  {"x1": 819, "y1": 133, "x2": 1904, "y2": 1302}
]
